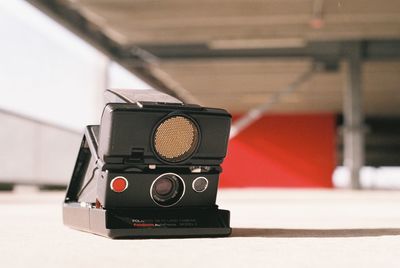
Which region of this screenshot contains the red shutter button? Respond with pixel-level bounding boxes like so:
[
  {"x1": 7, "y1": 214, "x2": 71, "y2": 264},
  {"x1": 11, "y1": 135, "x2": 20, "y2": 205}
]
[{"x1": 110, "y1": 176, "x2": 128, "y2": 193}]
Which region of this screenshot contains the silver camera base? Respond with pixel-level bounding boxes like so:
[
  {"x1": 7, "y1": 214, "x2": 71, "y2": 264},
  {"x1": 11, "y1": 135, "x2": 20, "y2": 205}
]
[{"x1": 63, "y1": 203, "x2": 231, "y2": 239}]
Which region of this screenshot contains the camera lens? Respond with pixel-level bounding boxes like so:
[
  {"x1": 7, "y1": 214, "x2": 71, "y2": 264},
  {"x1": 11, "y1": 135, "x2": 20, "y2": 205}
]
[
  {"x1": 150, "y1": 173, "x2": 185, "y2": 207},
  {"x1": 154, "y1": 177, "x2": 175, "y2": 197}
]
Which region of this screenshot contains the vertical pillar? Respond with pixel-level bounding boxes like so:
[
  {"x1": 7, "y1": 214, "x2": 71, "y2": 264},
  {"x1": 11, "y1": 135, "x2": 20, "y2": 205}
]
[{"x1": 343, "y1": 43, "x2": 364, "y2": 189}]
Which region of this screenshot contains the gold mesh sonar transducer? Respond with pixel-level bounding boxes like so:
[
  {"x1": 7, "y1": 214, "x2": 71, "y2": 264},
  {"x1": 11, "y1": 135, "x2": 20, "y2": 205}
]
[{"x1": 153, "y1": 116, "x2": 199, "y2": 162}]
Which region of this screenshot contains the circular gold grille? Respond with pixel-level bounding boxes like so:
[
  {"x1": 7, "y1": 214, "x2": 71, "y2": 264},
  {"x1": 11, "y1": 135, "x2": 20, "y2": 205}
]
[{"x1": 153, "y1": 116, "x2": 199, "y2": 162}]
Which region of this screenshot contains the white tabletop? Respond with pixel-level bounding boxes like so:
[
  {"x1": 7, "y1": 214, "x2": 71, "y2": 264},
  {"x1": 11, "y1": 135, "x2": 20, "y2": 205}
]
[{"x1": 1, "y1": 189, "x2": 400, "y2": 268}]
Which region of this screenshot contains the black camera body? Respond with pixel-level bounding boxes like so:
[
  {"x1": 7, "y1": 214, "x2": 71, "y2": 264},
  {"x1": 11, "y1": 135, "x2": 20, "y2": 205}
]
[{"x1": 63, "y1": 89, "x2": 231, "y2": 238}]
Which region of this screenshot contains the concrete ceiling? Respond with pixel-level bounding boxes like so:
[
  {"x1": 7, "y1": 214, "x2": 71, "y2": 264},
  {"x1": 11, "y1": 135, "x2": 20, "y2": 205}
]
[
  {"x1": 57, "y1": 0, "x2": 400, "y2": 115},
  {"x1": 64, "y1": 0, "x2": 400, "y2": 45}
]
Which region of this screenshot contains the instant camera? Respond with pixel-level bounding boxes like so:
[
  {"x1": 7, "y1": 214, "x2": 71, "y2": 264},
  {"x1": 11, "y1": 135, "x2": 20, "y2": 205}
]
[{"x1": 63, "y1": 89, "x2": 231, "y2": 238}]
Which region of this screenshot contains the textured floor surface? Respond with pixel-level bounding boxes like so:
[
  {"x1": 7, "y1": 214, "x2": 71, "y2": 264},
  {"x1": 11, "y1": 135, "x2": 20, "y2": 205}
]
[{"x1": 1, "y1": 189, "x2": 400, "y2": 267}]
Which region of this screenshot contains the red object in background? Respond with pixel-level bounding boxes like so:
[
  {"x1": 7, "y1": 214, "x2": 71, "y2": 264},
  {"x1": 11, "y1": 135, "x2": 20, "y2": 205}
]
[{"x1": 220, "y1": 114, "x2": 336, "y2": 188}]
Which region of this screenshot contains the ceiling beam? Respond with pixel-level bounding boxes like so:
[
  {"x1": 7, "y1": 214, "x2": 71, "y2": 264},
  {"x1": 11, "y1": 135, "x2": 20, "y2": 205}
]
[{"x1": 139, "y1": 40, "x2": 400, "y2": 61}]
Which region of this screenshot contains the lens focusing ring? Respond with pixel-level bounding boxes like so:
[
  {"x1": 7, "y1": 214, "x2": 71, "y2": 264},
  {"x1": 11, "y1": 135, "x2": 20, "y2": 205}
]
[{"x1": 150, "y1": 173, "x2": 185, "y2": 207}]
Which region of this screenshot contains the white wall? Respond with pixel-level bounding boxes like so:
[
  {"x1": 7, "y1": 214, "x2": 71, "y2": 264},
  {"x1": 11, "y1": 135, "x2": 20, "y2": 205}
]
[
  {"x1": 0, "y1": 0, "x2": 107, "y2": 131},
  {"x1": 0, "y1": 111, "x2": 82, "y2": 185},
  {"x1": 0, "y1": 1, "x2": 153, "y2": 185},
  {"x1": 108, "y1": 62, "x2": 152, "y2": 90}
]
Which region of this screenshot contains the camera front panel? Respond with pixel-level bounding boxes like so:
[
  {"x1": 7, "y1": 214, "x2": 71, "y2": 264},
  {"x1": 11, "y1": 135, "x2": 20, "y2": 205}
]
[{"x1": 97, "y1": 170, "x2": 220, "y2": 209}]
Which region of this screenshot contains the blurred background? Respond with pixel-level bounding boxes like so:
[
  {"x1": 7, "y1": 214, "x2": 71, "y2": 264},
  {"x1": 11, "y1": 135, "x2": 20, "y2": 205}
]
[{"x1": 0, "y1": 0, "x2": 399, "y2": 191}]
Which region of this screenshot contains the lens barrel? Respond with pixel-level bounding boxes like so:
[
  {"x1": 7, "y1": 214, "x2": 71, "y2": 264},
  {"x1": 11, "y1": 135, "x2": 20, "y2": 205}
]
[{"x1": 150, "y1": 173, "x2": 185, "y2": 207}]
